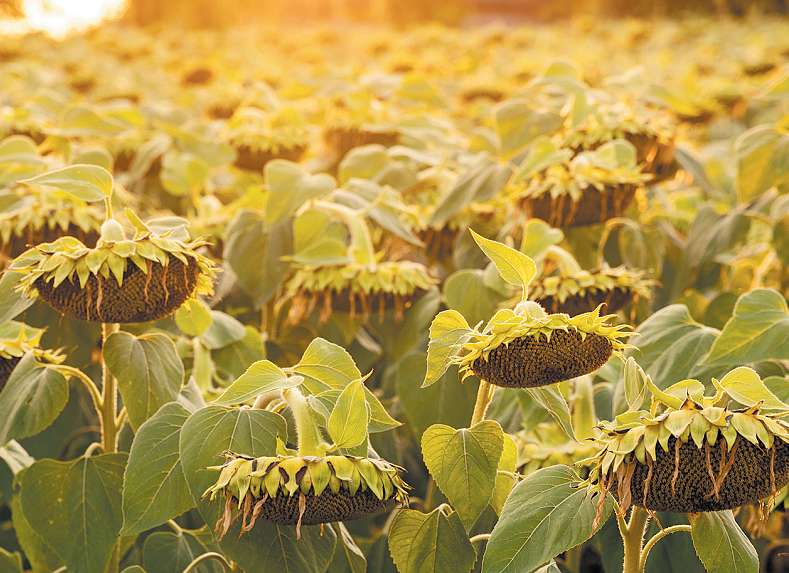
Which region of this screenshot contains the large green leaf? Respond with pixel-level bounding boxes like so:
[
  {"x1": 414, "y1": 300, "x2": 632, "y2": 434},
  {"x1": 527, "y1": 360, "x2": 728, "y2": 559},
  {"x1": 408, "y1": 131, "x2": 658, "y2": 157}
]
[
  {"x1": 160, "y1": 152, "x2": 209, "y2": 197},
  {"x1": 495, "y1": 101, "x2": 563, "y2": 156},
  {"x1": 690, "y1": 511, "x2": 757, "y2": 573},
  {"x1": 201, "y1": 311, "x2": 247, "y2": 350},
  {"x1": 703, "y1": 289, "x2": 789, "y2": 366},
  {"x1": 10, "y1": 494, "x2": 61, "y2": 573},
  {"x1": 626, "y1": 304, "x2": 721, "y2": 395},
  {"x1": 388, "y1": 507, "x2": 476, "y2": 573},
  {"x1": 121, "y1": 402, "x2": 193, "y2": 536},
  {"x1": 20, "y1": 163, "x2": 113, "y2": 202},
  {"x1": 0, "y1": 272, "x2": 34, "y2": 323},
  {"x1": 328, "y1": 379, "x2": 370, "y2": 449},
  {"x1": 104, "y1": 331, "x2": 184, "y2": 431},
  {"x1": 213, "y1": 326, "x2": 266, "y2": 382},
  {"x1": 327, "y1": 523, "x2": 366, "y2": 573},
  {"x1": 423, "y1": 310, "x2": 471, "y2": 388},
  {"x1": 174, "y1": 299, "x2": 213, "y2": 338},
  {"x1": 294, "y1": 337, "x2": 362, "y2": 392},
  {"x1": 519, "y1": 219, "x2": 564, "y2": 259},
  {"x1": 142, "y1": 531, "x2": 223, "y2": 573},
  {"x1": 264, "y1": 160, "x2": 335, "y2": 225},
  {"x1": 524, "y1": 386, "x2": 575, "y2": 441},
  {"x1": 443, "y1": 269, "x2": 508, "y2": 327},
  {"x1": 224, "y1": 210, "x2": 293, "y2": 306},
  {"x1": 736, "y1": 126, "x2": 789, "y2": 203},
  {"x1": 716, "y1": 366, "x2": 787, "y2": 410},
  {"x1": 19, "y1": 453, "x2": 127, "y2": 573},
  {"x1": 180, "y1": 406, "x2": 334, "y2": 573},
  {"x1": 430, "y1": 155, "x2": 510, "y2": 227},
  {"x1": 0, "y1": 353, "x2": 69, "y2": 446},
  {"x1": 470, "y1": 229, "x2": 536, "y2": 294},
  {"x1": 481, "y1": 465, "x2": 612, "y2": 573},
  {"x1": 395, "y1": 354, "x2": 479, "y2": 440},
  {"x1": 490, "y1": 433, "x2": 518, "y2": 515},
  {"x1": 421, "y1": 421, "x2": 504, "y2": 530},
  {"x1": 214, "y1": 360, "x2": 298, "y2": 406}
]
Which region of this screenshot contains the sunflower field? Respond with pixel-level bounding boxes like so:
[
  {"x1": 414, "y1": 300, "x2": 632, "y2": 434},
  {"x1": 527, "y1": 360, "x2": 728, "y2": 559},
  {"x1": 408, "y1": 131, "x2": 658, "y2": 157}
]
[{"x1": 0, "y1": 9, "x2": 788, "y2": 573}]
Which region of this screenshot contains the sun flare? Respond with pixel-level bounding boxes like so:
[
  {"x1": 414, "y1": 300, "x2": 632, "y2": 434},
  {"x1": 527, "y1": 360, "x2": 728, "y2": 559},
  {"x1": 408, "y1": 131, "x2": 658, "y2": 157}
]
[{"x1": 22, "y1": 0, "x2": 126, "y2": 36}]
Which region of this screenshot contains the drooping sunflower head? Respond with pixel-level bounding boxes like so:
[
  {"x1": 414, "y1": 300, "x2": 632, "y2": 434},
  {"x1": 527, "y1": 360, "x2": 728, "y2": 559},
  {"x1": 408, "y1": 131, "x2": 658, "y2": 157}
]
[
  {"x1": 0, "y1": 322, "x2": 63, "y2": 388},
  {"x1": 0, "y1": 185, "x2": 103, "y2": 260},
  {"x1": 225, "y1": 106, "x2": 310, "y2": 156},
  {"x1": 585, "y1": 367, "x2": 789, "y2": 522},
  {"x1": 203, "y1": 453, "x2": 409, "y2": 538},
  {"x1": 285, "y1": 260, "x2": 436, "y2": 323},
  {"x1": 10, "y1": 214, "x2": 217, "y2": 323},
  {"x1": 530, "y1": 266, "x2": 655, "y2": 316}
]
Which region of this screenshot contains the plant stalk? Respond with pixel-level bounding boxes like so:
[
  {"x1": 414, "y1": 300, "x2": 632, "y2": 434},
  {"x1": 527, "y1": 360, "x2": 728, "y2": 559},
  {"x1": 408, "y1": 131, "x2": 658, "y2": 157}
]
[
  {"x1": 470, "y1": 380, "x2": 495, "y2": 426},
  {"x1": 100, "y1": 323, "x2": 120, "y2": 454},
  {"x1": 282, "y1": 386, "x2": 323, "y2": 456},
  {"x1": 620, "y1": 507, "x2": 650, "y2": 573},
  {"x1": 639, "y1": 525, "x2": 692, "y2": 571}
]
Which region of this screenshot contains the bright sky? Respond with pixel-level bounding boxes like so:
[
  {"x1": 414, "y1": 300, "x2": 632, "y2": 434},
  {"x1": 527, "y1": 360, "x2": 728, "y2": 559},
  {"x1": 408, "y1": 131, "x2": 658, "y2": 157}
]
[{"x1": 8, "y1": 0, "x2": 126, "y2": 37}]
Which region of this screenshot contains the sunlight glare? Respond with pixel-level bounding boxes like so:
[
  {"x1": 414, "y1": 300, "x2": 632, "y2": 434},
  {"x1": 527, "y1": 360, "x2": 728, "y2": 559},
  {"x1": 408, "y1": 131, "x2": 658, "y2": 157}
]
[{"x1": 22, "y1": 0, "x2": 126, "y2": 37}]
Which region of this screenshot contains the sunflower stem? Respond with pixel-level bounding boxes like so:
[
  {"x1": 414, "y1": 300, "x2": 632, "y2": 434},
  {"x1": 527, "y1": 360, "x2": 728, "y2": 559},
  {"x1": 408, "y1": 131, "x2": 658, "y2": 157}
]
[
  {"x1": 100, "y1": 323, "x2": 119, "y2": 454},
  {"x1": 282, "y1": 386, "x2": 324, "y2": 456},
  {"x1": 639, "y1": 524, "x2": 691, "y2": 571},
  {"x1": 182, "y1": 552, "x2": 233, "y2": 573},
  {"x1": 620, "y1": 507, "x2": 650, "y2": 573},
  {"x1": 470, "y1": 380, "x2": 495, "y2": 426}
]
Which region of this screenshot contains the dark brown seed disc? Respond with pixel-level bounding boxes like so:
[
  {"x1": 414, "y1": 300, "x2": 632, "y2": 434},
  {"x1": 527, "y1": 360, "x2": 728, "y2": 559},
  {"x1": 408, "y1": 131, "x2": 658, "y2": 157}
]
[
  {"x1": 536, "y1": 287, "x2": 633, "y2": 316},
  {"x1": 0, "y1": 356, "x2": 21, "y2": 392},
  {"x1": 2, "y1": 225, "x2": 99, "y2": 260},
  {"x1": 257, "y1": 489, "x2": 391, "y2": 526},
  {"x1": 33, "y1": 255, "x2": 200, "y2": 324},
  {"x1": 521, "y1": 185, "x2": 636, "y2": 228},
  {"x1": 233, "y1": 144, "x2": 306, "y2": 171},
  {"x1": 471, "y1": 329, "x2": 613, "y2": 388},
  {"x1": 623, "y1": 436, "x2": 789, "y2": 513},
  {"x1": 626, "y1": 133, "x2": 677, "y2": 183},
  {"x1": 324, "y1": 127, "x2": 399, "y2": 158}
]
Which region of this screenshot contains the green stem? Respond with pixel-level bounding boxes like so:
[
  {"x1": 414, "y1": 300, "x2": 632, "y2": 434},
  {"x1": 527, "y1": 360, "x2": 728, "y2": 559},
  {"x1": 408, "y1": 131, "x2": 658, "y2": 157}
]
[
  {"x1": 181, "y1": 552, "x2": 233, "y2": 573},
  {"x1": 639, "y1": 525, "x2": 691, "y2": 571},
  {"x1": 620, "y1": 507, "x2": 650, "y2": 573},
  {"x1": 104, "y1": 196, "x2": 114, "y2": 220},
  {"x1": 167, "y1": 519, "x2": 184, "y2": 535},
  {"x1": 470, "y1": 380, "x2": 495, "y2": 426},
  {"x1": 100, "y1": 323, "x2": 119, "y2": 454},
  {"x1": 54, "y1": 365, "x2": 103, "y2": 417},
  {"x1": 470, "y1": 533, "x2": 491, "y2": 545},
  {"x1": 282, "y1": 387, "x2": 323, "y2": 456}
]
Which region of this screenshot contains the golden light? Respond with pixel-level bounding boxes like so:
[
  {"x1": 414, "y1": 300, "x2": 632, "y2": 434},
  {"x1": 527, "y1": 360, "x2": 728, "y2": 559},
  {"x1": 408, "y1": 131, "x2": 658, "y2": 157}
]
[{"x1": 21, "y1": 0, "x2": 126, "y2": 37}]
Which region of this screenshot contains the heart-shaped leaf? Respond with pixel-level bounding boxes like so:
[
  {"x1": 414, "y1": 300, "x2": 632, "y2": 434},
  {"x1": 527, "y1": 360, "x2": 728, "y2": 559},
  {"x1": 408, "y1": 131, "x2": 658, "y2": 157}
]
[
  {"x1": 21, "y1": 164, "x2": 113, "y2": 202},
  {"x1": 421, "y1": 421, "x2": 504, "y2": 530},
  {"x1": 388, "y1": 507, "x2": 476, "y2": 573},
  {"x1": 19, "y1": 454, "x2": 127, "y2": 573},
  {"x1": 121, "y1": 402, "x2": 193, "y2": 536},
  {"x1": 104, "y1": 332, "x2": 184, "y2": 431}
]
